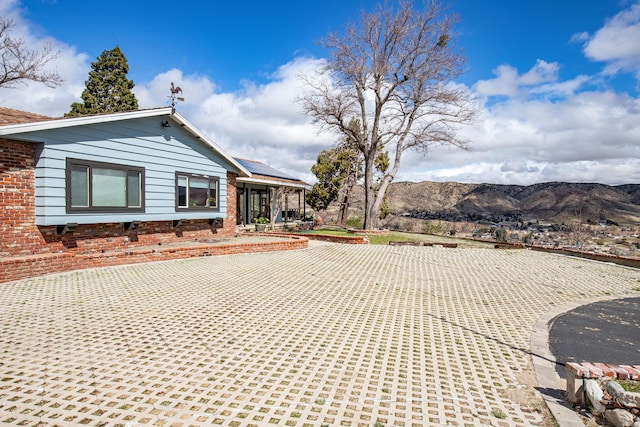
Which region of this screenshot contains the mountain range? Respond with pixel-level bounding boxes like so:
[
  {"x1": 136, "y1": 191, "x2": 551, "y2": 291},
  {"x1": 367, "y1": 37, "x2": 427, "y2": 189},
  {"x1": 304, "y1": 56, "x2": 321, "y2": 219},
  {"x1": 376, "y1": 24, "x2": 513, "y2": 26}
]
[{"x1": 339, "y1": 181, "x2": 640, "y2": 226}]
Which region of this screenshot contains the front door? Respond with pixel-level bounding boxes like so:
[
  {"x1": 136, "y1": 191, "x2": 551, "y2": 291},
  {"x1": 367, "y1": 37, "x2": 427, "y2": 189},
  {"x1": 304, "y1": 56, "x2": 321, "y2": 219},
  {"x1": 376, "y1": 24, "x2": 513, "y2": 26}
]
[{"x1": 250, "y1": 189, "x2": 269, "y2": 222}]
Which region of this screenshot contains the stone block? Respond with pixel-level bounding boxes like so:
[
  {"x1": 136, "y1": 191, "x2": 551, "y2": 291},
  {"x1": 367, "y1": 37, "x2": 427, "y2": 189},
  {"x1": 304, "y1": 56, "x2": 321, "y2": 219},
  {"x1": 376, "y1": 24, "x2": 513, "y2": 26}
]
[
  {"x1": 585, "y1": 379, "x2": 605, "y2": 414},
  {"x1": 604, "y1": 408, "x2": 635, "y2": 427}
]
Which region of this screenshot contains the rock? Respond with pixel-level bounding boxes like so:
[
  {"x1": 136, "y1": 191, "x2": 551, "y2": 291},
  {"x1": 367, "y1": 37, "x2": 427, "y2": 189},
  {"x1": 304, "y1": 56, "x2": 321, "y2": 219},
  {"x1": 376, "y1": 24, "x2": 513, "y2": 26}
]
[
  {"x1": 607, "y1": 381, "x2": 640, "y2": 408},
  {"x1": 575, "y1": 384, "x2": 586, "y2": 406},
  {"x1": 618, "y1": 391, "x2": 640, "y2": 408},
  {"x1": 607, "y1": 381, "x2": 627, "y2": 399},
  {"x1": 605, "y1": 408, "x2": 635, "y2": 427},
  {"x1": 585, "y1": 379, "x2": 606, "y2": 414}
]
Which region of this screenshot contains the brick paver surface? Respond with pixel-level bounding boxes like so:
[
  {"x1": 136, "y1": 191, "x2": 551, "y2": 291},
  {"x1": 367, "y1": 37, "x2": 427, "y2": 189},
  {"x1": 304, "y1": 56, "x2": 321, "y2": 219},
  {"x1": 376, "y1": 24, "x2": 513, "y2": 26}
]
[{"x1": 1, "y1": 242, "x2": 639, "y2": 426}]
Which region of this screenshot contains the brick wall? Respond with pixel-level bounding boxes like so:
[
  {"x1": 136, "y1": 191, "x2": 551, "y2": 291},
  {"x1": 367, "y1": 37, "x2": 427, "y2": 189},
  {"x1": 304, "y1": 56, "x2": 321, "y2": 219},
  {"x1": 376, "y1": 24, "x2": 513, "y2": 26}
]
[
  {"x1": 0, "y1": 235, "x2": 308, "y2": 283},
  {"x1": 224, "y1": 171, "x2": 238, "y2": 235},
  {"x1": 39, "y1": 219, "x2": 232, "y2": 254},
  {"x1": 273, "y1": 232, "x2": 369, "y2": 244},
  {"x1": 0, "y1": 139, "x2": 51, "y2": 256}
]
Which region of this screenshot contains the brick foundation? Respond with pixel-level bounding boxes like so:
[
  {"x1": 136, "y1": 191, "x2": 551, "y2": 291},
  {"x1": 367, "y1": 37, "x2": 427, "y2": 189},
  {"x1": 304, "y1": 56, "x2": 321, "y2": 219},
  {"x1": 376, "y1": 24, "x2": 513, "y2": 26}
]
[
  {"x1": 0, "y1": 234, "x2": 309, "y2": 283},
  {"x1": 38, "y1": 219, "x2": 234, "y2": 254}
]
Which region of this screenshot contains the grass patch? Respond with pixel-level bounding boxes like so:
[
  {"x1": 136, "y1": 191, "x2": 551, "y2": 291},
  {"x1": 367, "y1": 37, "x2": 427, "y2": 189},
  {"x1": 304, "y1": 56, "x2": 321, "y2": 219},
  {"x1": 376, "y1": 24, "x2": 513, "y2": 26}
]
[
  {"x1": 619, "y1": 380, "x2": 640, "y2": 393},
  {"x1": 491, "y1": 409, "x2": 507, "y2": 419},
  {"x1": 294, "y1": 228, "x2": 493, "y2": 248}
]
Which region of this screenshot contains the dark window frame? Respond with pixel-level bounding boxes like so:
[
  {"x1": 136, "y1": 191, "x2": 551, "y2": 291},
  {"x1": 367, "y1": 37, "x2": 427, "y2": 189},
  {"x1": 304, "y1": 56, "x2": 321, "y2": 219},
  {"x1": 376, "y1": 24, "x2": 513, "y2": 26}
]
[
  {"x1": 175, "y1": 172, "x2": 220, "y2": 212},
  {"x1": 65, "y1": 158, "x2": 145, "y2": 213}
]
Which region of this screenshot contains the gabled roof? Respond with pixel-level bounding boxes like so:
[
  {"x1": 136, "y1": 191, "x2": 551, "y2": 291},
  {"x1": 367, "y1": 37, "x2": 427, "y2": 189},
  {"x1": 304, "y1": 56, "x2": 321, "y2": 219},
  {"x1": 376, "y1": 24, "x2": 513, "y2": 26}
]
[
  {"x1": 0, "y1": 106, "x2": 54, "y2": 125},
  {"x1": 234, "y1": 157, "x2": 309, "y2": 189},
  {"x1": 0, "y1": 107, "x2": 251, "y2": 177}
]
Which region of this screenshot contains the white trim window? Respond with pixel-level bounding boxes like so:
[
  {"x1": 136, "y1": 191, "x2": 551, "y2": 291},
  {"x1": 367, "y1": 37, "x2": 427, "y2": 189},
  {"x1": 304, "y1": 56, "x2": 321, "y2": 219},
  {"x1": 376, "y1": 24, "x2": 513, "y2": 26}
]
[{"x1": 176, "y1": 172, "x2": 219, "y2": 211}]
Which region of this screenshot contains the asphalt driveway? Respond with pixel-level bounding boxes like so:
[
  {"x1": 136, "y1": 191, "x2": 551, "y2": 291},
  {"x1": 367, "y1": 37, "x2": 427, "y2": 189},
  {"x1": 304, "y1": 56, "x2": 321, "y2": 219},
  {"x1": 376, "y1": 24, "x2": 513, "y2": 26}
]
[{"x1": 549, "y1": 296, "x2": 640, "y2": 378}]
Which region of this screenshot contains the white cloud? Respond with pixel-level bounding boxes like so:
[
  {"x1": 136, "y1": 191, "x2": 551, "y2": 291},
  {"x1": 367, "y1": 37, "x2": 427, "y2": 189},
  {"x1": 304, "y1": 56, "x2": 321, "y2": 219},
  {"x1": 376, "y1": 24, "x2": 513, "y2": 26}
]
[
  {"x1": 520, "y1": 60, "x2": 560, "y2": 85},
  {"x1": 579, "y1": 2, "x2": 640, "y2": 77},
  {"x1": 396, "y1": 90, "x2": 640, "y2": 185},
  {"x1": 187, "y1": 57, "x2": 335, "y2": 183},
  {"x1": 474, "y1": 60, "x2": 561, "y2": 98},
  {"x1": 0, "y1": 1, "x2": 90, "y2": 116},
  {"x1": 134, "y1": 69, "x2": 217, "y2": 111}
]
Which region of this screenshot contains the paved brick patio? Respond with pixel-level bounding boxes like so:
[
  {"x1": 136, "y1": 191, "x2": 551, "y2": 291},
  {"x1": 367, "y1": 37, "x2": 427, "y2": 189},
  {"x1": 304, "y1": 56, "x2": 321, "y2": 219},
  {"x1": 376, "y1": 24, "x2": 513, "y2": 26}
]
[{"x1": 1, "y1": 242, "x2": 639, "y2": 426}]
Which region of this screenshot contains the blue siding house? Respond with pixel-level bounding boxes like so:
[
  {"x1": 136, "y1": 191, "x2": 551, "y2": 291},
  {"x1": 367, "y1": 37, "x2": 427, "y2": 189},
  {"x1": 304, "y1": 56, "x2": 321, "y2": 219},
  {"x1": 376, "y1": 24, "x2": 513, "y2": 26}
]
[{"x1": 0, "y1": 107, "x2": 250, "y2": 227}]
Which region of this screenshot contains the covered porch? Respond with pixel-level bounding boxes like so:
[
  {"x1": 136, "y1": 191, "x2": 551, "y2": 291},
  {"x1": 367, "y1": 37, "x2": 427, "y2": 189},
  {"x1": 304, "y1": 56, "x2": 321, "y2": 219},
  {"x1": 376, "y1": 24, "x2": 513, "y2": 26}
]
[{"x1": 234, "y1": 158, "x2": 310, "y2": 228}]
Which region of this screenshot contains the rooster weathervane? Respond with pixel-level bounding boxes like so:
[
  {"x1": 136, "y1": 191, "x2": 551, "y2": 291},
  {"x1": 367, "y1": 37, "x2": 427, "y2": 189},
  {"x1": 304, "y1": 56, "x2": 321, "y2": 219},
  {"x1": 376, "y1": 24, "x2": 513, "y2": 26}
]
[{"x1": 169, "y1": 82, "x2": 184, "y2": 112}]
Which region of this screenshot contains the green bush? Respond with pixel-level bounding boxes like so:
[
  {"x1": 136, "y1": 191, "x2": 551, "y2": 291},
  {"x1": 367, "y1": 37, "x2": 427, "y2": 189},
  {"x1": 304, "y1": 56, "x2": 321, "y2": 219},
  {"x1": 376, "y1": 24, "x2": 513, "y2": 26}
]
[
  {"x1": 345, "y1": 215, "x2": 363, "y2": 228},
  {"x1": 494, "y1": 228, "x2": 507, "y2": 242},
  {"x1": 423, "y1": 221, "x2": 446, "y2": 235}
]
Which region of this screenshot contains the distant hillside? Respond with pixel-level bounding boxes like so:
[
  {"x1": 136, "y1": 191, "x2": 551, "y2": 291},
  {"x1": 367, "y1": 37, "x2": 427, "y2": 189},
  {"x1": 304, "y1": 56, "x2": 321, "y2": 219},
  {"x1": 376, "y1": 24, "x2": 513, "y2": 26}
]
[{"x1": 327, "y1": 181, "x2": 640, "y2": 226}]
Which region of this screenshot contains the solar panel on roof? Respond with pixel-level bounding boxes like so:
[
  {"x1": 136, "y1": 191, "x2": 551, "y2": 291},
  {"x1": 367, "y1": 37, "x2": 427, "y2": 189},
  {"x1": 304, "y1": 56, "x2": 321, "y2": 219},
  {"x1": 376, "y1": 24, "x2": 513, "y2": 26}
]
[{"x1": 235, "y1": 158, "x2": 299, "y2": 181}]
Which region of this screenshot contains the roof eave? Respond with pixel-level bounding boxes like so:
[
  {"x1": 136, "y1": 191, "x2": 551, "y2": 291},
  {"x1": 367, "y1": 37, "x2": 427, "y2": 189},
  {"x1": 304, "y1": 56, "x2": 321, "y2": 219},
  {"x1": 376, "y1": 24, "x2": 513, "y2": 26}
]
[
  {"x1": 168, "y1": 111, "x2": 251, "y2": 178},
  {"x1": 0, "y1": 107, "x2": 252, "y2": 178},
  {"x1": 237, "y1": 176, "x2": 310, "y2": 190},
  {"x1": 0, "y1": 107, "x2": 174, "y2": 136}
]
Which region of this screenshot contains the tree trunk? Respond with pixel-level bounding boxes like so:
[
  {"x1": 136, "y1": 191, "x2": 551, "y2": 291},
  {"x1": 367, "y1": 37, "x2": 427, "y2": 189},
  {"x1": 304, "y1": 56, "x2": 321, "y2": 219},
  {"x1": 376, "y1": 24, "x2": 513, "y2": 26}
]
[
  {"x1": 370, "y1": 176, "x2": 393, "y2": 227},
  {"x1": 362, "y1": 154, "x2": 376, "y2": 229},
  {"x1": 337, "y1": 158, "x2": 360, "y2": 226},
  {"x1": 269, "y1": 187, "x2": 284, "y2": 230},
  {"x1": 337, "y1": 193, "x2": 350, "y2": 226}
]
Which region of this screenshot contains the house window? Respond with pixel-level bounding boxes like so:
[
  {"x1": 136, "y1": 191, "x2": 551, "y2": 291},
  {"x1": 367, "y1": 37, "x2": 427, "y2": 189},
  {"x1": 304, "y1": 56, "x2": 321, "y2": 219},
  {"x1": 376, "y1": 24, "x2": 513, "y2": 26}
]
[
  {"x1": 66, "y1": 159, "x2": 144, "y2": 212},
  {"x1": 176, "y1": 172, "x2": 219, "y2": 211}
]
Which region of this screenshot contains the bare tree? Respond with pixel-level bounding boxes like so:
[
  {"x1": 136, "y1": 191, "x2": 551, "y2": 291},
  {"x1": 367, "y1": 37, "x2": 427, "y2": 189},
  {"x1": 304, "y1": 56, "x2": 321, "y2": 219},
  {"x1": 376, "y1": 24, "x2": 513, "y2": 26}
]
[
  {"x1": 0, "y1": 17, "x2": 63, "y2": 88},
  {"x1": 298, "y1": 0, "x2": 477, "y2": 229},
  {"x1": 269, "y1": 187, "x2": 285, "y2": 230}
]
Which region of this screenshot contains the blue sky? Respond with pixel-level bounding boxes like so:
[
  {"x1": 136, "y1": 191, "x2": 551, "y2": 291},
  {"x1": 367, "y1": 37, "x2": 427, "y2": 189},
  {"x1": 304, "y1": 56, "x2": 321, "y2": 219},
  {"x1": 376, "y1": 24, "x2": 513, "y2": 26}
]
[{"x1": 1, "y1": 0, "x2": 640, "y2": 185}]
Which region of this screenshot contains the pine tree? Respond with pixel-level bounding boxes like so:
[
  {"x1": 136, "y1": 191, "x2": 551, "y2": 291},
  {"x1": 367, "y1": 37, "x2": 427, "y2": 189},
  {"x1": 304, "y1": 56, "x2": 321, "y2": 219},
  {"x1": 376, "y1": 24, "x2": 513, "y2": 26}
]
[{"x1": 66, "y1": 46, "x2": 138, "y2": 116}]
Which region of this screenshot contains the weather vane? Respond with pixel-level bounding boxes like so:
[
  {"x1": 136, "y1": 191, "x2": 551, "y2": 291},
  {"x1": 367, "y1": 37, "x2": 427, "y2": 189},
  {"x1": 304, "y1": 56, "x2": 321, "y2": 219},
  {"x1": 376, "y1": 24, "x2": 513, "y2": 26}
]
[{"x1": 169, "y1": 82, "x2": 184, "y2": 112}]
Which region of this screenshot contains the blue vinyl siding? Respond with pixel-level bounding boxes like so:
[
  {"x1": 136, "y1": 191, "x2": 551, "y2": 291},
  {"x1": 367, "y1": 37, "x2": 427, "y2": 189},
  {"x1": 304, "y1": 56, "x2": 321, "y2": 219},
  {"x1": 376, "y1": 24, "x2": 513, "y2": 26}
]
[{"x1": 32, "y1": 116, "x2": 233, "y2": 225}]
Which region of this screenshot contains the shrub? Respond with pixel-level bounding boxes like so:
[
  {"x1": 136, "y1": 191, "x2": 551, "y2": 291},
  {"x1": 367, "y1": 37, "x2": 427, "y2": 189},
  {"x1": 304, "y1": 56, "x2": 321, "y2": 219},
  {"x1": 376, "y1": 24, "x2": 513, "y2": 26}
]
[
  {"x1": 424, "y1": 221, "x2": 446, "y2": 235},
  {"x1": 346, "y1": 215, "x2": 363, "y2": 228},
  {"x1": 253, "y1": 217, "x2": 269, "y2": 224}
]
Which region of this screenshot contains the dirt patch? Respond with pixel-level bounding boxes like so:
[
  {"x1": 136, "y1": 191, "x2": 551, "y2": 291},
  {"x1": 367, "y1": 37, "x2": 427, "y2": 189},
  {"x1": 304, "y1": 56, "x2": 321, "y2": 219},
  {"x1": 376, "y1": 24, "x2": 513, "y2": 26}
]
[{"x1": 503, "y1": 362, "x2": 558, "y2": 427}]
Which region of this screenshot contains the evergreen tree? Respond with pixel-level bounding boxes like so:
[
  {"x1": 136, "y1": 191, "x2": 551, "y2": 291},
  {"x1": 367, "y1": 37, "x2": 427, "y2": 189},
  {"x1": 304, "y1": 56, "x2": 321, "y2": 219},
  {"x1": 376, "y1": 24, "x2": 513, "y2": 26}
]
[
  {"x1": 66, "y1": 46, "x2": 138, "y2": 116},
  {"x1": 306, "y1": 147, "x2": 358, "y2": 213}
]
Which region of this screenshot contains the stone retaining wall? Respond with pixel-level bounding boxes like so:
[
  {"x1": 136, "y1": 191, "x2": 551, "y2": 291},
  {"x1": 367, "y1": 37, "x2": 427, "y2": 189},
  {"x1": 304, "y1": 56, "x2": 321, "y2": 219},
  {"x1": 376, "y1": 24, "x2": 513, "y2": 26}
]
[{"x1": 566, "y1": 362, "x2": 640, "y2": 426}]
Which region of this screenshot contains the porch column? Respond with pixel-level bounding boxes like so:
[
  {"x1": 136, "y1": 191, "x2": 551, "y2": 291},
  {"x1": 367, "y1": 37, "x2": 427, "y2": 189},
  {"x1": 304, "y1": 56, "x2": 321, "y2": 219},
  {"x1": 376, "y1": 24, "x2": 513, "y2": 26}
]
[{"x1": 284, "y1": 189, "x2": 289, "y2": 224}]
